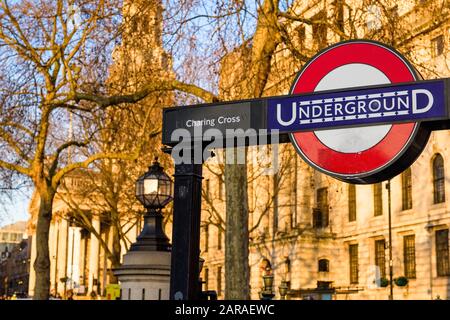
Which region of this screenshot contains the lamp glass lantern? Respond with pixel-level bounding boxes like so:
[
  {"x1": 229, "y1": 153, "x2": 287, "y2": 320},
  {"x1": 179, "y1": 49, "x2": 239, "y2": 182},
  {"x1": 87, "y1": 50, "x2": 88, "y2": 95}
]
[
  {"x1": 131, "y1": 158, "x2": 173, "y2": 252},
  {"x1": 136, "y1": 158, "x2": 173, "y2": 211},
  {"x1": 279, "y1": 281, "x2": 288, "y2": 299},
  {"x1": 263, "y1": 267, "x2": 274, "y2": 291}
]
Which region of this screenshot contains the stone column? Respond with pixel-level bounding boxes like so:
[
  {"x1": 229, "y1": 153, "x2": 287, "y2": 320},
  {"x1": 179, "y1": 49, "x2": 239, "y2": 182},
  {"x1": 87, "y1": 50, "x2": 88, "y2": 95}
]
[
  {"x1": 88, "y1": 216, "x2": 100, "y2": 294},
  {"x1": 114, "y1": 250, "x2": 171, "y2": 300},
  {"x1": 78, "y1": 232, "x2": 86, "y2": 295},
  {"x1": 114, "y1": 211, "x2": 171, "y2": 300},
  {"x1": 57, "y1": 218, "x2": 68, "y2": 296},
  {"x1": 49, "y1": 220, "x2": 57, "y2": 293},
  {"x1": 67, "y1": 226, "x2": 82, "y2": 290}
]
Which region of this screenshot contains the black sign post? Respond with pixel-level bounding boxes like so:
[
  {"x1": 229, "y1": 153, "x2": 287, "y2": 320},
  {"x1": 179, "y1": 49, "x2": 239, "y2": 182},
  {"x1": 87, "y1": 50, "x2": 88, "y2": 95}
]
[{"x1": 169, "y1": 160, "x2": 203, "y2": 300}]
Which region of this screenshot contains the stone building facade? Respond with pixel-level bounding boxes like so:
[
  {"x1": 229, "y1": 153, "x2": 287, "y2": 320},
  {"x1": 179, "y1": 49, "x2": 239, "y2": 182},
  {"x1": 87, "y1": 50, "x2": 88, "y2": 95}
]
[
  {"x1": 0, "y1": 221, "x2": 26, "y2": 255},
  {"x1": 200, "y1": 0, "x2": 450, "y2": 300},
  {"x1": 0, "y1": 237, "x2": 31, "y2": 297},
  {"x1": 0, "y1": 221, "x2": 29, "y2": 297}
]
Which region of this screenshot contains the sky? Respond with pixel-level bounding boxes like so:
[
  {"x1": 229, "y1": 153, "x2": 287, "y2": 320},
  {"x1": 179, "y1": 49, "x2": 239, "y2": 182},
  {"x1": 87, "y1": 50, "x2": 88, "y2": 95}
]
[{"x1": 0, "y1": 187, "x2": 31, "y2": 227}]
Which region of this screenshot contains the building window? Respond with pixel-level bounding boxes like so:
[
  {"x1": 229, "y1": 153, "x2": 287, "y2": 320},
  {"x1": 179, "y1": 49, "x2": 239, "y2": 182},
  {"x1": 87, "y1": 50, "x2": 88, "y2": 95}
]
[
  {"x1": 318, "y1": 259, "x2": 330, "y2": 272},
  {"x1": 313, "y1": 188, "x2": 329, "y2": 228},
  {"x1": 312, "y1": 10, "x2": 327, "y2": 49},
  {"x1": 403, "y1": 235, "x2": 416, "y2": 279},
  {"x1": 348, "y1": 184, "x2": 356, "y2": 222},
  {"x1": 401, "y1": 168, "x2": 413, "y2": 210},
  {"x1": 217, "y1": 226, "x2": 222, "y2": 250},
  {"x1": 204, "y1": 225, "x2": 209, "y2": 252},
  {"x1": 375, "y1": 239, "x2": 386, "y2": 279},
  {"x1": 373, "y1": 183, "x2": 383, "y2": 216},
  {"x1": 436, "y1": 229, "x2": 450, "y2": 276},
  {"x1": 432, "y1": 34, "x2": 445, "y2": 57},
  {"x1": 312, "y1": 208, "x2": 322, "y2": 228},
  {"x1": 217, "y1": 266, "x2": 222, "y2": 296},
  {"x1": 349, "y1": 244, "x2": 359, "y2": 284},
  {"x1": 433, "y1": 154, "x2": 445, "y2": 204},
  {"x1": 204, "y1": 267, "x2": 209, "y2": 291},
  {"x1": 284, "y1": 257, "x2": 291, "y2": 278}
]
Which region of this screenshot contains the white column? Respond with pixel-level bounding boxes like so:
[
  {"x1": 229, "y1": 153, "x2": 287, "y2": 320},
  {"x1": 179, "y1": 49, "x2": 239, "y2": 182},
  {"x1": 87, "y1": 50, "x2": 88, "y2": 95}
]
[
  {"x1": 57, "y1": 218, "x2": 68, "y2": 296},
  {"x1": 78, "y1": 233, "x2": 86, "y2": 295},
  {"x1": 72, "y1": 227, "x2": 82, "y2": 290},
  {"x1": 66, "y1": 226, "x2": 74, "y2": 288},
  {"x1": 88, "y1": 217, "x2": 100, "y2": 293},
  {"x1": 67, "y1": 225, "x2": 81, "y2": 290},
  {"x1": 49, "y1": 221, "x2": 57, "y2": 293}
]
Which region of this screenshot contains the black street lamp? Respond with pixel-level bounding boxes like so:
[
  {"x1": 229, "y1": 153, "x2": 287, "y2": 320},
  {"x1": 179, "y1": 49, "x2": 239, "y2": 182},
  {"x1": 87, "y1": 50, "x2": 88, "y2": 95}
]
[
  {"x1": 386, "y1": 180, "x2": 394, "y2": 300},
  {"x1": 260, "y1": 267, "x2": 275, "y2": 300},
  {"x1": 278, "y1": 281, "x2": 288, "y2": 300},
  {"x1": 131, "y1": 158, "x2": 173, "y2": 252}
]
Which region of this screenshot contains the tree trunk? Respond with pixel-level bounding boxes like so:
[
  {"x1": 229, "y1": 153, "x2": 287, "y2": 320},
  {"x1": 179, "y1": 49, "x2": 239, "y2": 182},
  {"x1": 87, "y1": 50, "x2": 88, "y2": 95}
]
[
  {"x1": 223, "y1": 0, "x2": 280, "y2": 299},
  {"x1": 225, "y1": 147, "x2": 250, "y2": 299},
  {"x1": 108, "y1": 223, "x2": 122, "y2": 284},
  {"x1": 33, "y1": 190, "x2": 54, "y2": 300}
]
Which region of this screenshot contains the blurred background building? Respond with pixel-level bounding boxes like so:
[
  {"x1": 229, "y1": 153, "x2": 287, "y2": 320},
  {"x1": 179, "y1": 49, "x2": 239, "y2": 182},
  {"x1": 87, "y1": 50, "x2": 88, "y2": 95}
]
[{"x1": 0, "y1": 221, "x2": 30, "y2": 297}]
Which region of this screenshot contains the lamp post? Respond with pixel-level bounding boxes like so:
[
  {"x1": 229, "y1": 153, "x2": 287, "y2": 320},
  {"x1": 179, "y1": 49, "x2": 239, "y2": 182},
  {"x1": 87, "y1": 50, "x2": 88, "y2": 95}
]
[
  {"x1": 425, "y1": 222, "x2": 433, "y2": 299},
  {"x1": 260, "y1": 267, "x2": 275, "y2": 300},
  {"x1": 386, "y1": 180, "x2": 394, "y2": 300},
  {"x1": 278, "y1": 281, "x2": 288, "y2": 300},
  {"x1": 131, "y1": 158, "x2": 173, "y2": 252},
  {"x1": 113, "y1": 158, "x2": 173, "y2": 300},
  {"x1": 198, "y1": 256, "x2": 205, "y2": 293}
]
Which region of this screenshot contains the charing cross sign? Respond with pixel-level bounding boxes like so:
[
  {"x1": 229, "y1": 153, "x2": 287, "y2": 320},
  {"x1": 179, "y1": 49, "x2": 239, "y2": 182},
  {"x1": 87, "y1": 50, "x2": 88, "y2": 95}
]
[{"x1": 162, "y1": 40, "x2": 450, "y2": 184}]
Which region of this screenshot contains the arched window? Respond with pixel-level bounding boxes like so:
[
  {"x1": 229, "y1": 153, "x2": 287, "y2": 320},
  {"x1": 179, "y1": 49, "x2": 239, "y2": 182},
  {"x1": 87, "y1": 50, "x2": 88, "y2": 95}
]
[
  {"x1": 433, "y1": 154, "x2": 445, "y2": 204},
  {"x1": 318, "y1": 259, "x2": 330, "y2": 272},
  {"x1": 314, "y1": 188, "x2": 329, "y2": 228},
  {"x1": 401, "y1": 168, "x2": 412, "y2": 210}
]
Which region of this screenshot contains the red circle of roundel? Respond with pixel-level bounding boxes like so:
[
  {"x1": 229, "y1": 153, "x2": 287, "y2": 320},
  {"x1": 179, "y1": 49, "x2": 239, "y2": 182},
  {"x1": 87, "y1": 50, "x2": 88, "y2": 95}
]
[{"x1": 290, "y1": 41, "x2": 419, "y2": 178}]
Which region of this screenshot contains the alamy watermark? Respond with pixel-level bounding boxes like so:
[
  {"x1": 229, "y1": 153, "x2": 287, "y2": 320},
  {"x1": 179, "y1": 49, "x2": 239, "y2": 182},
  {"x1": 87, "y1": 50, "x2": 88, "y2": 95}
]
[{"x1": 170, "y1": 126, "x2": 280, "y2": 175}]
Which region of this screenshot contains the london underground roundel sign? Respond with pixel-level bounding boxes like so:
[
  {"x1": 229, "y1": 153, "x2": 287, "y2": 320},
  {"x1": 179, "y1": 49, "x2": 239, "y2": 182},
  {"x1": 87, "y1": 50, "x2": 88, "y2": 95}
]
[{"x1": 289, "y1": 40, "x2": 431, "y2": 184}]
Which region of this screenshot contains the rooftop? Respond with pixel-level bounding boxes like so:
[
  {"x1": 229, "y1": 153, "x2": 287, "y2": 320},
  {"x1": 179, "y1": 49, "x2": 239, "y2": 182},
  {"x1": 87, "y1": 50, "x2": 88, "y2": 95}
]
[{"x1": 0, "y1": 221, "x2": 27, "y2": 233}]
